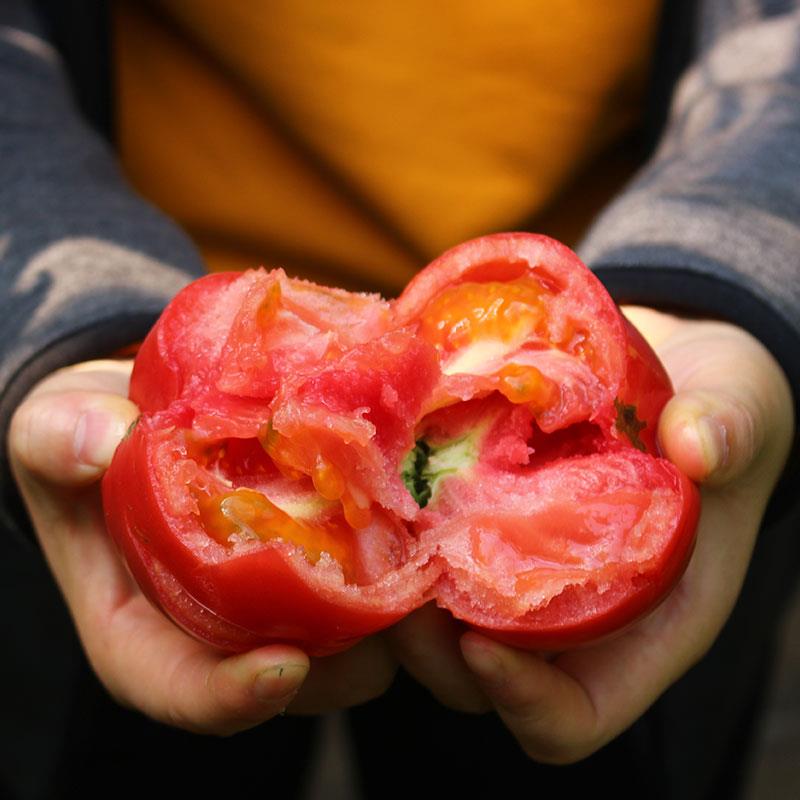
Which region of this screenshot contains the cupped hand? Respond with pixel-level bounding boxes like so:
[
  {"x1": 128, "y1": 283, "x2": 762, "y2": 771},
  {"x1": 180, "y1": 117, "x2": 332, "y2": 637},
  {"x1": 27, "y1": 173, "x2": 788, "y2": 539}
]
[
  {"x1": 389, "y1": 308, "x2": 795, "y2": 762},
  {"x1": 8, "y1": 359, "x2": 396, "y2": 735}
]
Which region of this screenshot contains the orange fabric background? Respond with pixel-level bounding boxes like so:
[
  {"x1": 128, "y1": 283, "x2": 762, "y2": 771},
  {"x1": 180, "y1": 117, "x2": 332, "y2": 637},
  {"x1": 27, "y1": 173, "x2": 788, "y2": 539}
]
[{"x1": 115, "y1": 1, "x2": 660, "y2": 293}]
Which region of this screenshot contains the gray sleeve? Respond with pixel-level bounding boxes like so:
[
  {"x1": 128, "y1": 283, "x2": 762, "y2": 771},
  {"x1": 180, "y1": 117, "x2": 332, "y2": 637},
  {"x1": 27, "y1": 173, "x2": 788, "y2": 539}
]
[
  {"x1": 579, "y1": 1, "x2": 800, "y2": 460},
  {"x1": 0, "y1": 3, "x2": 206, "y2": 542}
]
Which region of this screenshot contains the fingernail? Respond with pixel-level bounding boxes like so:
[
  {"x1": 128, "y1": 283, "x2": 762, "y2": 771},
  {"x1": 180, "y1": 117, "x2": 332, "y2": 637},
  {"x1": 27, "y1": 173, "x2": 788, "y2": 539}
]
[
  {"x1": 696, "y1": 415, "x2": 729, "y2": 474},
  {"x1": 461, "y1": 636, "x2": 507, "y2": 688},
  {"x1": 73, "y1": 408, "x2": 128, "y2": 468},
  {"x1": 252, "y1": 664, "x2": 307, "y2": 704}
]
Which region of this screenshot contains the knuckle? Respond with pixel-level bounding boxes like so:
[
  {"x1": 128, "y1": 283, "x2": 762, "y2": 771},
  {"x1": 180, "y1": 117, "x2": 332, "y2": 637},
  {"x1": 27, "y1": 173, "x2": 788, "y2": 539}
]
[
  {"x1": 94, "y1": 669, "x2": 135, "y2": 713},
  {"x1": 514, "y1": 704, "x2": 607, "y2": 766},
  {"x1": 83, "y1": 651, "x2": 139, "y2": 717},
  {"x1": 104, "y1": 683, "x2": 136, "y2": 714},
  {"x1": 163, "y1": 701, "x2": 248, "y2": 737},
  {"x1": 160, "y1": 660, "x2": 215, "y2": 734},
  {"x1": 521, "y1": 734, "x2": 601, "y2": 766},
  {"x1": 357, "y1": 662, "x2": 399, "y2": 703},
  {"x1": 202, "y1": 665, "x2": 277, "y2": 736},
  {"x1": 163, "y1": 697, "x2": 206, "y2": 734}
]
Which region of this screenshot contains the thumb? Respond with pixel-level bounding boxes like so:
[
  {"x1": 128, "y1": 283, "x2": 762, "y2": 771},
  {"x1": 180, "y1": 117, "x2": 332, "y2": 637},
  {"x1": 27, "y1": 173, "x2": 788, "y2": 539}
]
[
  {"x1": 10, "y1": 369, "x2": 139, "y2": 487},
  {"x1": 656, "y1": 322, "x2": 793, "y2": 487},
  {"x1": 658, "y1": 388, "x2": 760, "y2": 485}
]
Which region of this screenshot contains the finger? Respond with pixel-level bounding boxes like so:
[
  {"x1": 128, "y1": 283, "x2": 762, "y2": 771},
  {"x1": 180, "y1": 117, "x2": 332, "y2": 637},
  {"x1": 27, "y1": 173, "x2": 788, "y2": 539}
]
[
  {"x1": 388, "y1": 603, "x2": 491, "y2": 712},
  {"x1": 460, "y1": 633, "x2": 598, "y2": 763},
  {"x1": 20, "y1": 466, "x2": 310, "y2": 736},
  {"x1": 460, "y1": 609, "x2": 699, "y2": 765},
  {"x1": 289, "y1": 636, "x2": 399, "y2": 714},
  {"x1": 656, "y1": 322, "x2": 793, "y2": 485},
  {"x1": 89, "y1": 592, "x2": 310, "y2": 736},
  {"x1": 30, "y1": 359, "x2": 133, "y2": 397},
  {"x1": 658, "y1": 388, "x2": 759, "y2": 483},
  {"x1": 459, "y1": 472, "x2": 771, "y2": 765},
  {"x1": 455, "y1": 317, "x2": 795, "y2": 764},
  {"x1": 48, "y1": 495, "x2": 377, "y2": 727},
  {"x1": 9, "y1": 389, "x2": 139, "y2": 486}
]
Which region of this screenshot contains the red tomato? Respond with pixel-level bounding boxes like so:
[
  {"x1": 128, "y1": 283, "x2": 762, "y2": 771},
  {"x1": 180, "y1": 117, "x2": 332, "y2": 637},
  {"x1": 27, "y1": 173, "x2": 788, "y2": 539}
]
[{"x1": 103, "y1": 234, "x2": 699, "y2": 655}]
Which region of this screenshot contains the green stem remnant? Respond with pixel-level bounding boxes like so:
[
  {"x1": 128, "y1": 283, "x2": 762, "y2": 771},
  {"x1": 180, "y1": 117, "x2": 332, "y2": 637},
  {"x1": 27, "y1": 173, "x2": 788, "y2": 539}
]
[
  {"x1": 401, "y1": 440, "x2": 433, "y2": 507},
  {"x1": 614, "y1": 398, "x2": 647, "y2": 452},
  {"x1": 401, "y1": 433, "x2": 479, "y2": 508}
]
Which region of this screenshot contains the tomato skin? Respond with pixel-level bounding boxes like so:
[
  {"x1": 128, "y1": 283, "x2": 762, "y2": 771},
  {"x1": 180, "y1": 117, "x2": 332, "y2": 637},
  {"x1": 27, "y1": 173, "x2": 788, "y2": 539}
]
[
  {"x1": 396, "y1": 233, "x2": 608, "y2": 323},
  {"x1": 616, "y1": 317, "x2": 674, "y2": 455},
  {"x1": 103, "y1": 233, "x2": 700, "y2": 655},
  {"x1": 103, "y1": 420, "x2": 429, "y2": 656},
  {"x1": 130, "y1": 272, "x2": 243, "y2": 413}
]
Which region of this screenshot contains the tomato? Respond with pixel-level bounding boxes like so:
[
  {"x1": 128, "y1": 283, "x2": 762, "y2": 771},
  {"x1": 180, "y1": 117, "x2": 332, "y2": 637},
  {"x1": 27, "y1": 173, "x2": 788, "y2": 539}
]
[{"x1": 102, "y1": 234, "x2": 699, "y2": 655}]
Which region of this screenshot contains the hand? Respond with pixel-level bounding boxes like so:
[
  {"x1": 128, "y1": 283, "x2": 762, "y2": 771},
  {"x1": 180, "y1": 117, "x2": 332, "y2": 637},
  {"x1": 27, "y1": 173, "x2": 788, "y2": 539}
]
[
  {"x1": 9, "y1": 359, "x2": 396, "y2": 735},
  {"x1": 388, "y1": 308, "x2": 795, "y2": 762}
]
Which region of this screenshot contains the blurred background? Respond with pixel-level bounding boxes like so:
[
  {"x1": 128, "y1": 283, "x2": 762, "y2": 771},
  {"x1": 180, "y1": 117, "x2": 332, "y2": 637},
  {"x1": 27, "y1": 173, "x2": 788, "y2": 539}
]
[{"x1": 745, "y1": 584, "x2": 800, "y2": 799}]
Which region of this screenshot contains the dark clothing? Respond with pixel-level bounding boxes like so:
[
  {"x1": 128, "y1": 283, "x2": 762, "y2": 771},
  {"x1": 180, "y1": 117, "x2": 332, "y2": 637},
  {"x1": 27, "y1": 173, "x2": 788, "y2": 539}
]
[{"x1": 1, "y1": 1, "x2": 799, "y2": 798}]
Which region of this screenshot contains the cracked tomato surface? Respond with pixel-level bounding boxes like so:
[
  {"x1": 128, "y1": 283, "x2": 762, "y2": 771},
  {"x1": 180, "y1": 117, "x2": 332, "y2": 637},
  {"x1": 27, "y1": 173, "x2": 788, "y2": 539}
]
[{"x1": 102, "y1": 233, "x2": 699, "y2": 655}]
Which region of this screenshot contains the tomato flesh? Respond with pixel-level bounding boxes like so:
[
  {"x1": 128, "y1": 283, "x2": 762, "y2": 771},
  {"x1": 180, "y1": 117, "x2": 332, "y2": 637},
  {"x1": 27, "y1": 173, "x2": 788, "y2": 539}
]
[
  {"x1": 195, "y1": 488, "x2": 359, "y2": 582},
  {"x1": 103, "y1": 233, "x2": 699, "y2": 655},
  {"x1": 419, "y1": 279, "x2": 546, "y2": 360}
]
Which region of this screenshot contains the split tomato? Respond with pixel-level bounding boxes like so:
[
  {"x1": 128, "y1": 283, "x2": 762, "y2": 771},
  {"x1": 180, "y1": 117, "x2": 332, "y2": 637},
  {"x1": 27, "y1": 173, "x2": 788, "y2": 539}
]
[{"x1": 102, "y1": 233, "x2": 699, "y2": 655}]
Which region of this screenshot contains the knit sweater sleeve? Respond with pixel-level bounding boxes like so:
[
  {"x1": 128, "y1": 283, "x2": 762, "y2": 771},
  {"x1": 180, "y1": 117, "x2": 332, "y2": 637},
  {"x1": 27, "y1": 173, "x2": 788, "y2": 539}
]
[
  {"x1": 579, "y1": 1, "x2": 800, "y2": 500},
  {"x1": 0, "y1": 1, "x2": 206, "y2": 543}
]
